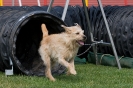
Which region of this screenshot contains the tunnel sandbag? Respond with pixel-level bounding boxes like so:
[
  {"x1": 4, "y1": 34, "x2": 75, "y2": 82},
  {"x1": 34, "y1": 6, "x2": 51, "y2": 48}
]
[
  {"x1": 0, "y1": 9, "x2": 66, "y2": 76},
  {"x1": 74, "y1": 57, "x2": 86, "y2": 64},
  {"x1": 87, "y1": 52, "x2": 133, "y2": 68}
]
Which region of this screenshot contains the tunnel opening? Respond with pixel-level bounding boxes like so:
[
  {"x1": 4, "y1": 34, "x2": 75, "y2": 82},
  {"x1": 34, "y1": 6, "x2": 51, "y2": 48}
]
[{"x1": 13, "y1": 13, "x2": 66, "y2": 76}]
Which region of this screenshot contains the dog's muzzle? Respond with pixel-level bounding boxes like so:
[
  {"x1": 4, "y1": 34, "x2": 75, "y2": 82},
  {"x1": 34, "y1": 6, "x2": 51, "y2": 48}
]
[
  {"x1": 77, "y1": 35, "x2": 87, "y2": 46},
  {"x1": 83, "y1": 35, "x2": 87, "y2": 41}
]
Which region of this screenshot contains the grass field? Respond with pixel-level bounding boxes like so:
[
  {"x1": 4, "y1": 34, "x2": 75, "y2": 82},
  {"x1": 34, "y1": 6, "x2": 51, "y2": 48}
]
[{"x1": 0, "y1": 63, "x2": 133, "y2": 88}]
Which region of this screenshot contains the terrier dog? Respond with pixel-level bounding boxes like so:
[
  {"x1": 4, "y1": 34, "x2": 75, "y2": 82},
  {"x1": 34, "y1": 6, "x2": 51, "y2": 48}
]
[{"x1": 38, "y1": 23, "x2": 86, "y2": 81}]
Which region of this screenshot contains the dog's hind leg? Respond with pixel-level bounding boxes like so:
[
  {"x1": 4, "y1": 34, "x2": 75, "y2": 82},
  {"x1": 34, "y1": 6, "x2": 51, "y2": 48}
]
[
  {"x1": 45, "y1": 57, "x2": 55, "y2": 81},
  {"x1": 39, "y1": 51, "x2": 55, "y2": 81},
  {"x1": 45, "y1": 58, "x2": 56, "y2": 81}
]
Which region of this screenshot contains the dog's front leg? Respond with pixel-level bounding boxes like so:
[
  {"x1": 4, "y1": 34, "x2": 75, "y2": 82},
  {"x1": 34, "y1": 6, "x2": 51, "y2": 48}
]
[
  {"x1": 58, "y1": 58, "x2": 76, "y2": 75},
  {"x1": 67, "y1": 58, "x2": 77, "y2": 75}
]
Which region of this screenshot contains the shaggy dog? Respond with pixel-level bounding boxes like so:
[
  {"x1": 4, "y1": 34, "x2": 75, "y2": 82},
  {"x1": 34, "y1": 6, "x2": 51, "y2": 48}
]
[{"x1": 38, "y1": 23, "x2": 86, "y2": 81}]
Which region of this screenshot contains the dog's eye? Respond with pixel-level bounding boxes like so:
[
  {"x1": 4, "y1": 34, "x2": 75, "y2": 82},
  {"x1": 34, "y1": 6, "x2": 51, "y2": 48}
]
[{"x1": 76, "y1": 32, "x2": 79, "y2": 35}]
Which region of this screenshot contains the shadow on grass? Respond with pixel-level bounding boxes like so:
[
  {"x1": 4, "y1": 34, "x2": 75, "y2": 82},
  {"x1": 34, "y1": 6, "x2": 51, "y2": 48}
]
[{"x1": 54, "y1": 74, "x2": 84, "y2": 82}]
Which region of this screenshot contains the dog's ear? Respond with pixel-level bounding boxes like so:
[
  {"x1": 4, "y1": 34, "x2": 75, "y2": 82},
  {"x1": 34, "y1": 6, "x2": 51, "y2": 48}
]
[
  {"x1": 61, "y1": 25, "x2": 67, "y2": 28},
  {"x1": 74, "y1": 23, "x2": 81, "y2": 28},
  {"x1": 61, "y1": 25, "x2": 71, "y2": 33},
  {"x1": 74, "y1": 23, "x2": 78, "y2": 26}
]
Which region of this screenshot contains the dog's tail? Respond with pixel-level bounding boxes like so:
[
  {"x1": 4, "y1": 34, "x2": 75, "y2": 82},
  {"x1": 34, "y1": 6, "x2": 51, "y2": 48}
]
[{"x1": 41, "y1": 24, "x2": 48, "y2": 37}]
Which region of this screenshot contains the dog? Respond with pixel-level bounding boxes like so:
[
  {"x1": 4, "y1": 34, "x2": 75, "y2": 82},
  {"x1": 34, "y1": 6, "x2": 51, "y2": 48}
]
[{"x1": 38, "y1": 23, "x2": 86, "y2": 81}]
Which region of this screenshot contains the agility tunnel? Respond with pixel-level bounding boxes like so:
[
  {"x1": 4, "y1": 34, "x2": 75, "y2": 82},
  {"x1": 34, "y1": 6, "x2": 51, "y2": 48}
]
[
  {"x1": 0, "y1": 6, "x2": 91, "y2": 76},
  {"x1": 0, "y1": 7, "x2": 68, "y2": 76},
  {"x1": 89, "y1": 5, "x2": 133, "y2": 57},
  {"x1": 1, "y1": 5, "x2": 133, "y2": 76},
  {"x1": 88, "y1": 5, "x2": 133, "y2": 68}
]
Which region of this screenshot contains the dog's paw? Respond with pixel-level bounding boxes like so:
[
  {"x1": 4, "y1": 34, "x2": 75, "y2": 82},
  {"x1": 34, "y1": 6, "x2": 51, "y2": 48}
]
[
  {"x1": 71, "y1": 70, "x2": 77, "y2": 75},
  {"x1": 49, "y1": 78, "x2": 56, "y2": 82},
  {"x1": 67, "y1": 70, "x2": 77, "y2": 75},
  {"x1": 47, "y1": 76, "x2": 56, "y2": 82}
]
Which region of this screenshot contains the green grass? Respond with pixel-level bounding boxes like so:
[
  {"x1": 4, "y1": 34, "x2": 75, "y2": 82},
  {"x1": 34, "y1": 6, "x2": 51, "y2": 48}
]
[{"x1": 0, "y1": 64, "x2": 133, "y2": 88}]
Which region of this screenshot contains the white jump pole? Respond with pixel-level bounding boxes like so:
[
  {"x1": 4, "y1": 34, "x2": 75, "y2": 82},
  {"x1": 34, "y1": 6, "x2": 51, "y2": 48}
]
[
  {"x1": 37, "y1": 0, "x2": 41, "y2": 6},
  {"x1": 18, "y1": 0, "x2": 22, "y2": 6},
  {"x1": 12, "y1": 0, "x2": 15, "y2": 6}
]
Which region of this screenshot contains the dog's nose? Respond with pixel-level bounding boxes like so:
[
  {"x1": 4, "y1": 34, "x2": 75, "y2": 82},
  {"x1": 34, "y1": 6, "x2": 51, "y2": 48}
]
[{"x1": 83, "y1": 35, "x2": 87, "y2": 40}]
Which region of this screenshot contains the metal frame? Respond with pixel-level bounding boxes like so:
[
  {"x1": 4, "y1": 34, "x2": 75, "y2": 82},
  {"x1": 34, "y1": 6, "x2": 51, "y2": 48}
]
[
  {"x1": 97, "y1": 0, "x2": 121, "y2": 69},
  {"x1": 47, "y1": 0, "x2": 70, "y2": 21},
  {"x1": 82, "y1": 0, "x2": 121, "y2": 69},
  {"x1": 47, "y1": 0, "x2": 121, "y2": 69}
]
